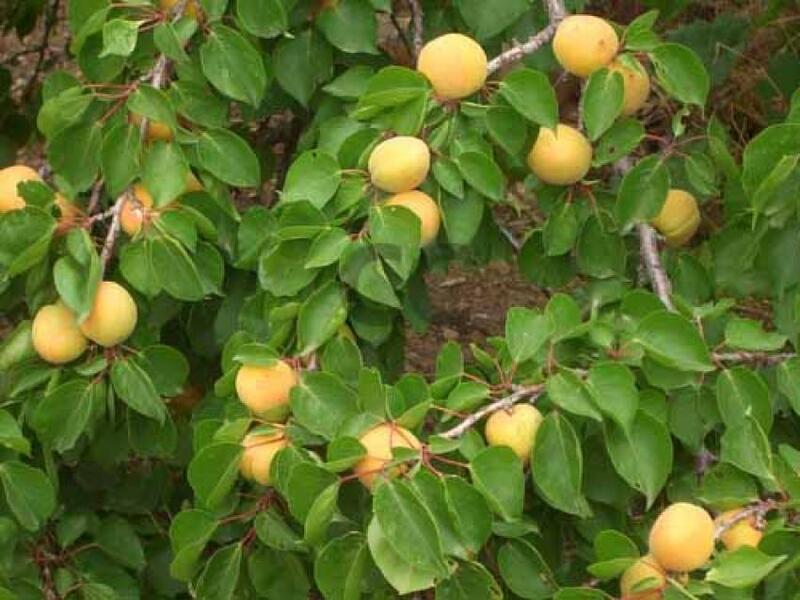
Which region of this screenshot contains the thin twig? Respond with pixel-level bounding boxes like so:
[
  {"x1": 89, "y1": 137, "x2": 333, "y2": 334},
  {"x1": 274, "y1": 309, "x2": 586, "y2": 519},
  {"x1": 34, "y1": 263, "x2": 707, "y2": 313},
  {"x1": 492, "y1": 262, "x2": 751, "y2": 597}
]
[
  {"x1": 714, "y1": 500, "x2": 778, "y2": 539},
  {"x1": 407, "y1": 0, "x2": 424, "y2": 58},
  {"x1": 100, "y1": 194, "x2": 126, "y2": 268},
  {"x1": 87, "y1": 180, "x2": 104, "y2": 215},
  {"x1": 637, "y1": 223, "x2": 676, "y2": 312},
  {"x1": 439, "y1": 385, "x2": 545, "y2": 439},
  {"x1": 486, "y1": 0, "x2": 566, "y2": 75},
  {"x1": 713, "y1": 351, "x2": 795, "y2": 366}
]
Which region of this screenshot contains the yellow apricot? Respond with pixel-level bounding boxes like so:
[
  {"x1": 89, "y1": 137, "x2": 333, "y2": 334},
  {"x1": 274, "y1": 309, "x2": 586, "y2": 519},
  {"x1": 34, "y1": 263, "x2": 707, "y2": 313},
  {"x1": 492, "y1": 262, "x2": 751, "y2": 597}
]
[
  {"x1": 353, "y1": 422, "x2": 421, "y2": 489},
  {"x1": 80, "y1": 281, "x2": 138, "y2": 347},
  {"x1": 55, "y1": 193, "x2": 83, "y2": 220},
  {"x1": 417, "y1": 33, "x2": 487, "y2": 100},
  {"x1": 648, "y1": 503, "x2": 715, "y2": 572},
  {"x1": 385, "y1": 190, "x2": 441, "y2": 246},
  {"x1": 484, "y1": 404, "x2": 543, "y2": 464},
  {"x1": 120, "y1": 184, "x2": 155, "y2": 236},
  {"x1": 235, "y1": 360, "x2": 298, "y2": 420},
  {"x1": 650, "y1": 189, "x2": 700, "y2": 247},
  {"x1": 527, "y1": 124, "x2": 593, "y2": 186},
  {"x1": 620, "y1": 555, "x2": 666, "y2": 600},
  {"x1": 0, "y1": 165, "x2": 41, "y2": 213},
  {"x1": 31, "y1": 302, "x2": 88, "y2": 365},
  {"x1": 185, "y1": 171, "x2": 204, "y2": 193},
  {"x1": 715, "y1": 508, "x2": 763, "y2": 551},
  {"x1": 368, "y1": 137, "x2": 430, "y2": 193},
  {"x1": 609, "y1": 58, "x2": 651, "y2": 116},
  {"x1": 160, "y1": 0, "x2": 201, "y2": 19},
  {"x1": 240, "y1": 431, "x2": 289, "y2": 486},
  {"x1": 129, "y1": 112, "x2": 174, "y2": 142},
  {"x1": 553, "y1": 15, "x2": 619, "y2": 77}
]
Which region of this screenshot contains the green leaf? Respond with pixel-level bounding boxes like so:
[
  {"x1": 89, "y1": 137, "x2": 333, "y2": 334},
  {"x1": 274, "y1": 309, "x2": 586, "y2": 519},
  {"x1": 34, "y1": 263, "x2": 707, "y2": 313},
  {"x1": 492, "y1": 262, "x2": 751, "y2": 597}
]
[
  {"x1": 724, "y1": 318, "x2": 788, "y2": 352},
  {"x1": 0, "y1": 209, "x2": 56, "y2": 278},
  {"x1": 469, "y1": 446, "x2": 524, "y2": 521},
  {"x1": 706, "y1": 546, "x2": 786, "y2": 589},
  {"x1": 532, "y1": 413, "x2": 592, "y2": 517},
  {"x1": 0, "y1": 409, "x2": 30, "y2": 455},
  {"x1": 486, "y1": 105, "x2": 528, "y2": 157},
  {"x1": 53, "y1": 228, "x2": 102, "y2": 320},
  {"x1": 290, "y1": 372, "x2": 359, "y2": 439},
  {"x1": 201, "y1": 24, "x2": 268, "y2": 107},
  {"x1": 720, "y1": 417, "x2": 774, "y2": 480},
  {"x1": 498, "y1": 68, "x2": 558, "y2": 129},
  {"x1": 594, "y1": 530, "x2": 639, "y2": 561},
  {"x1": 315, "y1": 533, "x2": 370, "y2": 600},
  {"x1": 198, "y1": 128, "x2": 261, "y2": 187},
  {"x1": 170, "y1": 509, "x2": 218, "y2": 582},
  {"x1": 96, "y1": 515, "x2": 146, "y2": 570},
  {"x1": 615, "y1": 155, "x2": 669, "y2": 232},
  {"x1": 305, "y1": 228, "x2": 350, "y2": 268},
  {"x1": 339, "y1": 241, "x2": 401, "y2": 308},
  {"x1": 455, "y1": 152, "x2": 505, "y2": 201},
  {"x1": 101, "y1": 122, "x2": 141, "y2": 196},
  {"x1": 195, "y1": 543, "x2": 242, "y2": 600},
  {"x1": 283, "y1": 150, "x2": 341, "y2": 208},
  {"x1": 547, "y1": 371, "x2": 602, "y2": 421},
  {"x1": 33, "y1": 380, "x2": 103, "y2": 453},
  {"x1": 237, "y1": 0, "x2": 287, "y2": 38},
  {"x1": 187, "y1": 442, "x2": 243, "y2": 508},
  {"x1": 316, "y1": 0, "x2": 378, "y2": 54},
  {"x1": 354, "y1": 66, "x2": 429, "y2": 115},
  {"x1": 101, "y1": 18, "x2": 140, "y2": 57},
  {"x1": 443, "y1": 476, "x2": 492, "y2": 555},
  {"x1": 634, "y1": 311, "x2": 714, "y2": 372},
  {"x1": 586, "y1": 362, "x2": 639, "y2": 432},
  {"x1": 543, "y1": 201, "x2": 579, "y2": 256},
  {"x1": 304, "y1": 482, "x2": 340, "y2": 547},
  {"x1": 716, "y1": 367, "x2": 772, "y2": 433},
  {"x1": 367, "y1": 518, "x2": 438, "y2": 594},
  {"x1": 649, "y1": 43, "x2": 710, "y2": 107},
  {"x1": 274, "y1": 29, "x2": 333, "y2": 107},
  {"x1": 127, "y1": 84, "x2": 177, "y2": 133},
  {"x1": 142, "y1": 141, "x2": 189, "y2": 206},
  {"x1": 47, "y1": 121, "x2": 102, "y2": 191},
  {"x1": 297, "y1": 282, "x2": 348, "y2": 356},
  {"x1": 593, "y1": 118, "x2": 645, "y2": 167},
  {"x1": 441, "y1": 190, "x2": 483, "y2": 246},
  {"x1": 0, "y1": 462, "x2": 55, "y2": 531},
  {"x1": 497, "y1": 539, "x2": 558, "y2": 599},
  {"x1": 582, "y1": 68, "x2": 624, "y2": 141},
  {"x1": 505, "y1": 307, "x2": 554, "y2": 364},
  {"x1": 576, "y1": 216, "x2": 626, "y2": 278},
  {"x1": 110, "y1": 358, "x2": 167, "y2": 423},
  {"x1": 151, "y1": 236, "x2": 205, "y2": 301},
  {"x1": 153, "y1": 21, "x2": 190, "y2": 62},
  {"x1": 455, "y1": 0, "x2": 529, "y2": 40},
  {"x1": 369, "y1": 204, "x2": 421, "y2": 281},
  {"x1": 777, "y1": 358, "x2": 800, "y2": 417}
]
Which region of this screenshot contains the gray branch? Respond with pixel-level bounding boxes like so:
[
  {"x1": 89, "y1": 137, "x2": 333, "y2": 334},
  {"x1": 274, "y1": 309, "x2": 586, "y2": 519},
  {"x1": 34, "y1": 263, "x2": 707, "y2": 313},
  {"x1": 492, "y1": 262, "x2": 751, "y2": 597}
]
[
  {"x1": 439, "y1": 385, "x2": 545, "y2": 439},
  {"x1": 637, "y1": 223, "x2": 676, "y2": 312}
]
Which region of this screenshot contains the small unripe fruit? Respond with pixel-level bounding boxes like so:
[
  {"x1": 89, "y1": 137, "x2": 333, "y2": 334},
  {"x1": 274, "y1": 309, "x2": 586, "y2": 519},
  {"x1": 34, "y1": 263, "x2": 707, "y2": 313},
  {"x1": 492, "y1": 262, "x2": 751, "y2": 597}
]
[
  {"x1": 80, "y1": 281, "x2": 138, "y2": 347},
  {"x1": 620, "y1": 555, "x2": 666, "y2": 600},
  {"x1": 160, "y1": 0, "x2": 201, "y2": 19},
  {"x1": 368, "y1": 137, "x2": 430, "y2": 193},
  {"x1": 385, "y1": 190, "x2": 441, "y2": 246},
  {"x1": 417, "y1": 33, "x2": 488, "y2": 100},
  {"x1": 648, "y1": 503, "x2": 715, "y2": 572},
  {"x1": 527, "y1": 124, "x2": 593, "y2": 186},
  {"x1": 129, "y1": 112, "x2": 174, "y2": 142},
  {"x1": 120, "y1": 184, "x2": 155, "y2": 236},
  {"x1": 0, "y1": 165, "x2": 41, "y2": 213},
  {"x1": 353, "y1": 422, "x2": 421, "y2": 489},
  {"x1": 716, "y1": 508, "x2": 763, "y2": 551},
  {"x1": 240, "y1": 431, "x2": 288, "y2": 486},
  {"x1": 650, "y1": 189, "x2": 700, "y2": 247},
  {"x1": 32, "y1": 303, "x2": 88, "y2": 364},
  {"x1": 485, "y1": 404, "x2": 543, "y2": 464},
  {"x1": 553, "y1": 15, "x2": 619, "y2": 77},
  {"x1": 609, "y1": 58, "x2": 651, "y2": 116},
  {"x1": 235, "y1": 360, "x2": 298, "y2": 420}
]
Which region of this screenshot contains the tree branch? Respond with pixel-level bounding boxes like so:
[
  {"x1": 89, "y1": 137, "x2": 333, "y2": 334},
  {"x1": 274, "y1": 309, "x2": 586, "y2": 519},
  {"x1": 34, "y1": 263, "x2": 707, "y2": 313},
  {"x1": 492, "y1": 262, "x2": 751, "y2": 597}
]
[
  {"x1": 637, "y1": 223, "x2": 676, "y2": 312},
  {"x1": 486, "y1": 0, "x2": 566, "y2": 75},
  {"x1": 714, "y1": 500, "x2": 778, "y2": 539},
  {"x1": 713, "y1": 351, "x2": 795, "y2": 366},
  {"x1": 439, "y1": 385, "x2": 545, "y2": 439},
  {"x1": 407, "y1": 0, "x2": 424, "y2": 58},
  {"x1": 100, "y1": 194, "x2": 126, "y2": 268}
]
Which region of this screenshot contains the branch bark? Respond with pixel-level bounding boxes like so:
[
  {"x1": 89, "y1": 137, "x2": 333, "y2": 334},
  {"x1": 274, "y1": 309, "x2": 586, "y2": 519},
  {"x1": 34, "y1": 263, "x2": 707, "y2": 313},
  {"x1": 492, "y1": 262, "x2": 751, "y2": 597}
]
[
  {"x1": 439, "y1": 385, "x2": 545, "y2": 439},
  {"x1": 407, "y1": 0, "x2": 424, "y2": 58},
  {"x1": 713, "y1": 351, "x2": 795, "y2": 366},
  {"x1": 637, "y1": 223, "x2": 676, "y2": 312},
  {"x1": 714, "y1": 500, "x2": 778, "y2": 539},
  {"x1": 486, "y1": 0, "x2": 566, "y2": 75},
  {"x1": 100, "y1": 194, "x2": 126, "y2": 268}
]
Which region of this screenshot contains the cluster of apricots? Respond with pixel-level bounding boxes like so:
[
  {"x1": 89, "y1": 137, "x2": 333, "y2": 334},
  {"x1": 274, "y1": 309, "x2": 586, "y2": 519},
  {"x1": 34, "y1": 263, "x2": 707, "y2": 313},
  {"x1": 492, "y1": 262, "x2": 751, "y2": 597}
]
[{"x1": 621, "y1": 503, "x2": 763, "y2": 598}]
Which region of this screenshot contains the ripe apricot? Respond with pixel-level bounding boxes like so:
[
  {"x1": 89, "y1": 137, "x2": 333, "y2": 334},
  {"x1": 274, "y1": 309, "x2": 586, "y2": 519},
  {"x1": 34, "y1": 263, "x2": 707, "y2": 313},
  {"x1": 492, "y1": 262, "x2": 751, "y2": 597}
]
[
  {"x1": 120, "y1": 184, "x2": 155, "y2": 236},
  {"x1": 235, "y1": 360, "x2": 298, "y2": 420},
  {"x1": 417, "y1": 33, "x2": 487, "y2": 100},
  {"x1": 80, "y1": 281, "x2": 138, "y2": 347},
  {"x1": 55, "y1": 193, "x2": 83, "y2": 220},
  {"x1": 368, "y1": 137, "x2": 430, "y2": 193},
  {"x1": 0, "y1": 165, "x2": 41, "y2": 213},
  {"x1": 385, "y1": 190, "x2": 441, "y2": 246},
  {"x1": 240, "y1": 431, "x2": 289, "y2": 486},
  {"x1": 715, "y1": 508, "x2": 763, "y2": 551},
  {"x1": 32, "y1": 302, "x2": 88, "y2": 365},
  {"x1": 160, "y1": 0, "x2": 201, "y2": 20},
  {"x1": 553, "y1": 15, "x2": 619, "y2": 77},
  {"x1": 648, "y1": 503, "x2": 715, "y2": 572},
  {"x1": 620, "y1": 555, "x2": 666, "y2": 600},
  {"x1": 353, "y1": 422, "x2": 421, "y2": 489},
  {"x1": 485, "y1": 404, "x2": 543, "y2": 464},
  {"x1": 129, "y1": 112, "x2": 174, "y2": 143},
  {"x1": 527, "y1": 124, "x2": 593, "y2": 186},
  {"x1": 185, "y1": 171, "x2": 204, "y2": 193},
  {"x1": 609, "y1": 58, "x2": 651, "y2": 116},
  {"x1": 650, "y1": 189, "x2": 700, "y2": 247}
]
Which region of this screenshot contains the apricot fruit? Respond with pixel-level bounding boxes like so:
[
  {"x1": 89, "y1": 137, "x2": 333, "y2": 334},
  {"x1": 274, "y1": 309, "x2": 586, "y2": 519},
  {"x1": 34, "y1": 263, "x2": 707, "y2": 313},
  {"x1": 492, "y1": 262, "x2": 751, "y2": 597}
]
[
  {"x1": 129, "y1": 112, "x2": 174, "y2": 143},
  {"x1": 0, "y1": 165, "x2": 41, "y2": 213},
  {"x1": 527, "y1": 124, "x2": 593, "y2": 186},
  {"x1": 385, "y1": 190, "x2": 441, "y2": 246},
  {"x1": 120, "y1": 184, "x2": 155, "y2": 236},
  {"x1": 417, "y1": 33, "x2": 487, "y2": 100},
  {"x1": 160, "y1": 0, "x2": 201, "y2": 20},
  {"x1": 368, "y1": 137, "x2": 430, "y2": 193},
  {"x1": 240, "y1": 431, "x2": 289, "y2": 486},
  {"x1": 609, "y1": 57, "x2": 651, "y2": 116},
  {"x1": 553, "y1": 15, "x2": 619, "y2": 77},
  {"x1": 715, "y1": 508, "x2": 763, "y2": 551},
  {"x1": 235, "y1": 360, "x2": 298, "y2": 420},
  {"x1": 485, "y1": 404, "x2": 543, "y2": 464},
  {"x1": 353, "y1": 422, "x2": 421, "y2": 489},
  {"x1": 650, "y1": 189, "x2": 700, "y2": 247},
  {"x1": 620, "y1": 555, "x2": 666, "y2": 600},
  {"x1": 32, "y1": 302, "x2": 88, "y2": 365},
  {"x1": 648, "y1": 502, "x2": 715, "y2": 572},
  {"x1": 55, "y1": 193, "x2": 82, "y2": 220},
  {"x1": 80, "y1": 281, "x2": 138, "y2": 347},
  {"x1": 185, "y1": 171, "x2": 204, "y2": 193}
]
